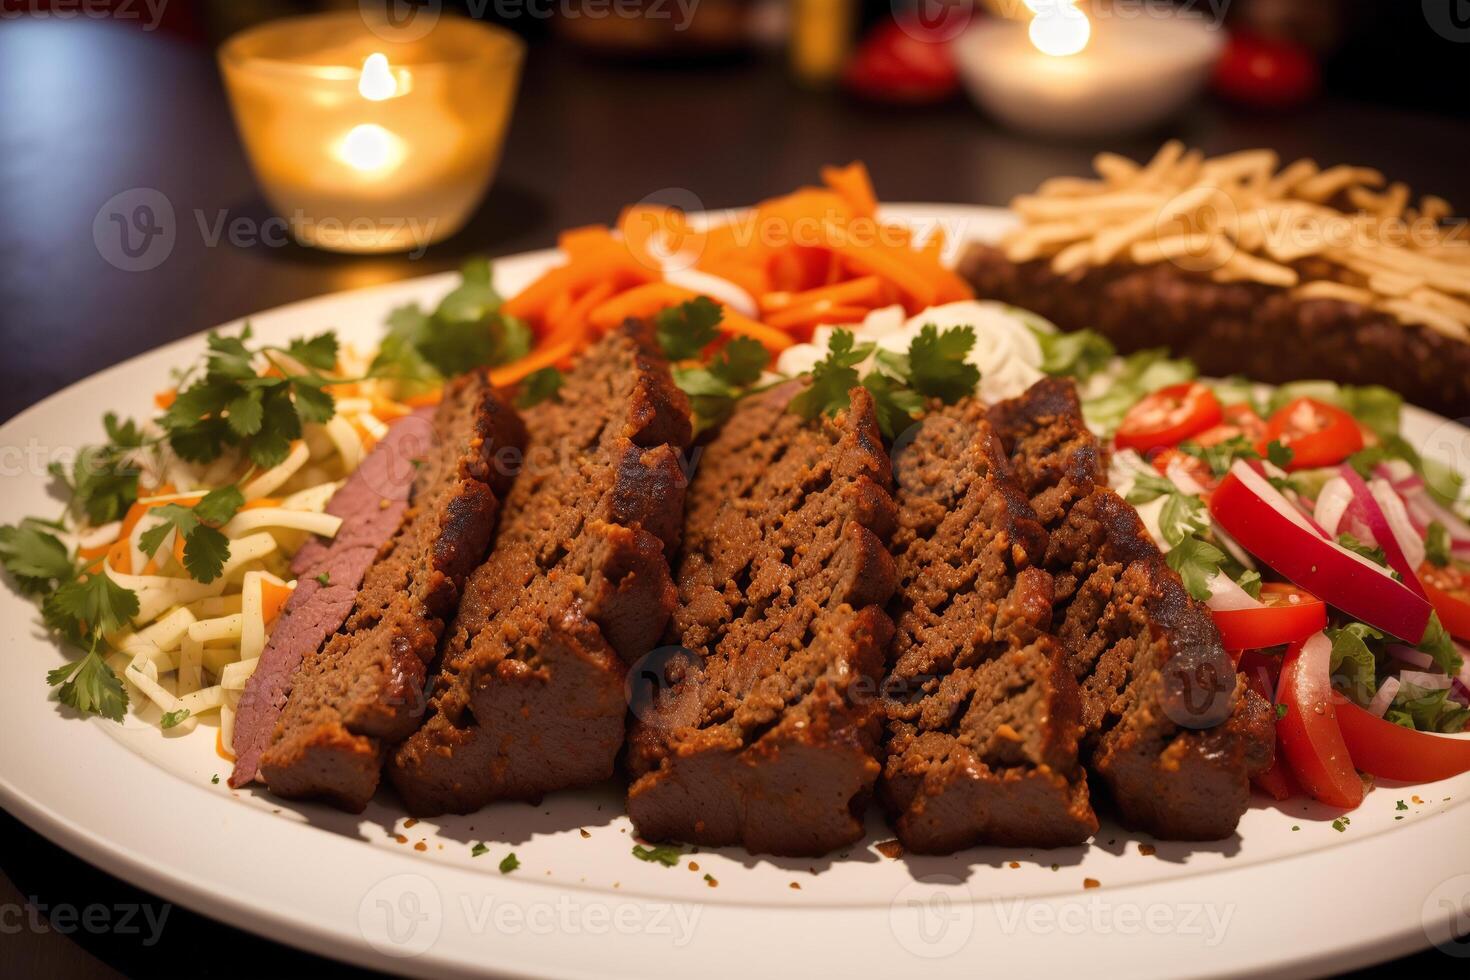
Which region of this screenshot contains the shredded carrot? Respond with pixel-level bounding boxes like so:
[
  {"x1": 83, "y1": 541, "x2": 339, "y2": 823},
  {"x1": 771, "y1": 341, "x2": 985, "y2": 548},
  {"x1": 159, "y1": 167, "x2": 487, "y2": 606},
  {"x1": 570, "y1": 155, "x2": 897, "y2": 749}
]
[
  {"x1": 832, "y1": 234, "x2": 939, "y2": 310},
  {"x1": 261, "y1": 579, "x2": 294, "y2": 624},
  {"x1": 618, "y1": 204, "x2": 703, "y2": 273},
  {"x1": 402, "y1": 388, "x2": 443, "y2": 409},
  {"x1": 503, "y1": 249, "x2": 656, "y2": 323},
  {"x1": 370, "y1": 395, "x2": 413, "y2": 420},
  {"x1": 547, "y1": 279, "x2": 616, "y2": 347},
  {"x1": 216, "y1": 727, "x2": 232, "y2": 761},
  {"x1": 154, "y1": 388, "x2": 176, "y2": 411},
  {"x1": 77, "y1": 539, "x2": 116, "y2": 561},
  {"x1": 107, "y1": 539, "x2": 132, "y2": 576},
  {"x1": 821, "y1": 162, "x2": 879, "y2": 219},
  {"x1": 587, "y1": 283, "x2": 699, "y2": 333},
  {"x1": 761, "y1": 275, "x2": 883, "y2": 314},
  {"x1": 765, "y1": 302, "x2": 874, "y2": 333},
  {"x1": 545, "y1": 288, "x2": 574, "y2": 328},
  {"x1": 241, "y1": 497, "x2": 281, "y2": 510},
  {"x1": 558, "y1": 224, "x2": 615, "y2": 256},
  {"x1": 488, "y1": 341, "x2": 577, "y2": 388}
]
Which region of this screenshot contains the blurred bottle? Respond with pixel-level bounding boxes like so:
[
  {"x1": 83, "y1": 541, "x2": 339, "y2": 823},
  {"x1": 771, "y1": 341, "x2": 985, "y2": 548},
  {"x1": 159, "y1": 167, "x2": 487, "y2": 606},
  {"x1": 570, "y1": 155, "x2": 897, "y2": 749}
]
[{"x1": 790, "y1": 0, "x2": 856, "y2": 85}]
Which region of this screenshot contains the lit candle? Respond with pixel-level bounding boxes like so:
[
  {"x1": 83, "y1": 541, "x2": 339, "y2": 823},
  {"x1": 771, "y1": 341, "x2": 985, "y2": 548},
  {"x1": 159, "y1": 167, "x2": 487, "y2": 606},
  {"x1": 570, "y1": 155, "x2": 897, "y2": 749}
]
[
  {"x1": 955, "y1": 2, "x2": 1224, "y2": 138},
  {"x1": 219, "y1": 13, "x2": 524, "y2": 254}
]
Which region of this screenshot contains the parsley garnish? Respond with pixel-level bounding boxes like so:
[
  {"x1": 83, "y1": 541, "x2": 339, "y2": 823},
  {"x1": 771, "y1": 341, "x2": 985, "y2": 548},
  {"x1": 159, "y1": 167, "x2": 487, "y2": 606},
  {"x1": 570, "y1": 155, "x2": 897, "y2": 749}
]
[
  {"x1": 0, "y1": 523, "x2": 76, "y2": 596},
  {"x1": 655, "y1": 296, "x2": 723, "y2": 360},
  {"x1": 1164, "y1": 536, "x2": 1227, "y2": 603},
  {"x1": 161, "y1": 325, "x2": 339, "y2": 468},
  {"x1": 1266, "y1": 440, "x2": 1295, "y2": 469},
  {"x1": 904, "y1": 324, "x2": 981, "y2": 402},
  {"x1": 1276, "y1": 703, "x2": 1288, "y2": 720},
  {"x1": 789, "y1": 325, "x2": 979, "y2": 438},
  {"x1": 1337, "y1": 532, "x2": 1387, "y2": 567},
  {"x1": 631, "y1": 843, "x2": 683, "y2": 867},
  {"x1": 1426, "y1": 521, "x2": 1451, "y2": 567},
  {"x1": 372, "y1": 259, "x2": 529, "y2": 386},
  {"x1": 211, "y1": 774, "x2": 220, "y2": 784},
  {"x1": 315, "y1": 572, "x2": 332, "y2": 587},
  {"x1": 48, "y1": 413, "x2": 147, "y2": 525},
  {"x1": 137, "y1": 485, "x2": 244, "y2": 583},
  {"x1": 160, "y1": 708, "x2": 190, "y2": 729},
  {"x1": 516, "y1": 367, "x2": 564, "y2": 409},
  {"x1": 48, "y1": 650, "x2": 128, "y2": 721},
  {"x1": 1396, "y1": 800, "x2": 1408, "y2": 811},
  {"x1": 1125, "y1": 472, "x2": 1207, "y2": 546},
  {"x1": 471, "y1": 842, "x2": 489, "y2": 857},
  {"x1": 1236, "y1": 569, "x2": 1263, "y2": 599},
  {"x1": 499, "y1": 852, "x2": 520, "y2": 874}
]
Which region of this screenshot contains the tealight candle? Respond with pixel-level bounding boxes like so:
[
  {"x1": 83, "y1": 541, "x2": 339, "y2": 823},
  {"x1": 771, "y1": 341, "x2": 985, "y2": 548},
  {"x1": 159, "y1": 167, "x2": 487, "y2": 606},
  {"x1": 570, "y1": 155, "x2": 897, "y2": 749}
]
[
  {"x1": 955, "y1": 2, "x2": 1224, "y2": 138},
  {"x1": 219, "y1": 13, "x2": 524, "y2": 253}
]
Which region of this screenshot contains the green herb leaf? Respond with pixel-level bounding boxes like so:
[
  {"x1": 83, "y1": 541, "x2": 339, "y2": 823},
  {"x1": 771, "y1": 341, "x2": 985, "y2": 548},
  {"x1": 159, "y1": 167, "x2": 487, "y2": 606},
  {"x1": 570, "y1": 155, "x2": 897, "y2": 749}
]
[
  {"x1": 1326, "y1": 622, "x2": 1381, "y2": 705},
  {"x1": 1265, "y1": 440, "x2": 1295, "y2": 469},
  {"x1": 285, "y1": 332, "x2": 340, "y2": 371},
  {"x1": 515, "y1": 367, "x2": 564, "y2": 409},
  {"x1": 499, "y1": 852, "x2": 520, "y2": 874},
  {"x1": 1028, "y1": 324, "x2": 1116, "y2": 382},
  {"x1": 655, "y1": 296, "x2": 723, "y2": 361},
  {"x1": 160, "y1": 708, "x2": 190, "y2": 729},
  {"x1": 1417, "y1": 611, "x2": 1462, "y2": 677},
  {"x1": 0, "y1": 524, "x2": 75, "y2": 596},
  {"x1": 136, "y1": 486, "x2": 243, "y2": 583},
  {"x1": 906, "y1": 324, "x2": 980, "y2": 402},
  {"x1": 1164, "y1": 535, "x2": 1227, "y2": 602},
  {"x1": 43, "y1": 572, "x2": 138, "y2": 645},
  {"x1": 788, "y1": 329, "x2": 871, "y2": 423},
  {"x1": 1236, "y1": 569, "x2": 1263, "y2": 599},
  {"x1": 471, "y1": 842, "x2": 489, "y2": 857},
  {"x1": 631, "y1": 843, "x2": 683, "y2": 867},
  {"x1": 1337, "y1": 532, "x2": 1387, "y2": 567},
  {"x1": 316, "y1": 572, "x2": 332, "y2": 587},
  {"x1": 1178, "y1": 435, "x2": 1260, "y2": 478},
  {"x1": 1158, "y1": 491, "x2": 1208, "y2": 547},
  {"x1": 48, "y1": 649, "x2": 128, "y2": 721},
  {"x1": 1426, "y1": 521, "x2": 1451, "y2": 568},
  {"x1": 860, "y1": 371, "x2": 925, "y2": 439}
]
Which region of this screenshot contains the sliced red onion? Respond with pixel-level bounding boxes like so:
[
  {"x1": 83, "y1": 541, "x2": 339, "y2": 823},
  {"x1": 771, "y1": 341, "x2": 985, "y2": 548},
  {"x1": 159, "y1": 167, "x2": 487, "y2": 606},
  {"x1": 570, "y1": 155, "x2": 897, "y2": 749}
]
[
  {"x1": 1451, "y1": 679, "x2": 1470, "y2": 707},
  {"x1": 1313, "y1": 476, "x2": 1353, "y2": 538},
  {"x1": 1339, "y1": 465, "x2": 1427, "y2": 599},
  {"x1": 1370, "y1": 478, "x2": 1427, "y2": 571},
  {"x1": 1388, "y1": 645, "x2": 1435, "y2": 670},
  {"x1": 1367, "y1": 676, "x2": 1401, "y2": 718},
  {"x1": 1397, "y1": 670, "x2": 1453, "y2": 691},
  {"x1": 1403, "y1": 488, "x2": 1470, "y2": 548},
  {"x1": 1212, "y1": 461, "x2": 1432, "y2": 642},
  {"x1": 1204, "y1": 570, "x2": 1262, "y2": 613}
]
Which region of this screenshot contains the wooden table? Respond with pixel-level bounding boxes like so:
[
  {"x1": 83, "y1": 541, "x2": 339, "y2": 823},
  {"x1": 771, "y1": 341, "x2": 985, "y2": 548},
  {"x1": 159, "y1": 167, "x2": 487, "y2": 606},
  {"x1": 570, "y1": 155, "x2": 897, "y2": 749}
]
[{"x1": 0, "y1": 16, "x2": 1464, "y2": 977}]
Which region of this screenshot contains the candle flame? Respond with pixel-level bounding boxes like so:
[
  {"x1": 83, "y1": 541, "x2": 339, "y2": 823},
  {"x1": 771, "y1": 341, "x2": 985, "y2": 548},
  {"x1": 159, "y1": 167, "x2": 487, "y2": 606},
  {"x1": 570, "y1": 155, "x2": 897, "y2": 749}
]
[
  {"x1": 1027, "y1": 1, "x2": 1091, "y2": 57},
  {"x1": 337, "y1": 123, "x2": 403, "y2": 173},
  {"x1": 358, "y1": 53, "x2": 398, "y2": 102}
]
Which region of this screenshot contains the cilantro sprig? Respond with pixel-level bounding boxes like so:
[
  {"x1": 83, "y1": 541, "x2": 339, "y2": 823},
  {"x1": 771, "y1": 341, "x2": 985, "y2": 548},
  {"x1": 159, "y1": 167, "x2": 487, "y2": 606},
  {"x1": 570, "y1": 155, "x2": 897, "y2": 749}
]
[
  {"x1": 656, "y1": 297, "x2": 771, "y2": 432},
  {"x1": 136, "y1": 485, "x2": 245, "y2": 583},
  {"x1": 48, "y1": 413, "x2": 148, "y2": 526},
  {"x1": 372, "y1": 259, "x2": 530, "y2": 391},
  {"x1": 161, "y1": 325, "x2": 340, "y2": 468},
  {"x1": 790, "y1": 324, "x2": 980, "y2": 438}
]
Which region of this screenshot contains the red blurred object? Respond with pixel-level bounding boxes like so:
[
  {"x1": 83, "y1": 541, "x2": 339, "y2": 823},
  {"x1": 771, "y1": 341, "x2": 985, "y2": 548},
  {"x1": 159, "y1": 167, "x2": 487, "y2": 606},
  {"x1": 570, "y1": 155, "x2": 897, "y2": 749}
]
[
  {"x1": 1212, "y1": 31, "x2": 1320, "y2": 109},
  {"x1": 843, "y1": 19, "x2": 958, "y2": 104}
]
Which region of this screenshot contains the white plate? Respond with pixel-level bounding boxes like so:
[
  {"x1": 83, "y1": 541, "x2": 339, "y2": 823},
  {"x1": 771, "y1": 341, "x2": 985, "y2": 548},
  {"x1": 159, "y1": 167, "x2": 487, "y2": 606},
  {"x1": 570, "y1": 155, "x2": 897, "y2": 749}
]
[{"x1": 2, "y1": 206, "x2": 1468, "y2": 979}]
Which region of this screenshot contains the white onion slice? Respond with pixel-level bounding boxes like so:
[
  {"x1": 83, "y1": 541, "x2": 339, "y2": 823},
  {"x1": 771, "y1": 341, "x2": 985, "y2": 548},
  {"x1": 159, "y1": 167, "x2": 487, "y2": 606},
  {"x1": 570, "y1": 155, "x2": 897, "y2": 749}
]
[
  {"x1": 663, "y1": 267, "x2": 759, "y2": 319},
  {"x1": 1367, "y1": 677, "x2": 1401, "y2": 718}
]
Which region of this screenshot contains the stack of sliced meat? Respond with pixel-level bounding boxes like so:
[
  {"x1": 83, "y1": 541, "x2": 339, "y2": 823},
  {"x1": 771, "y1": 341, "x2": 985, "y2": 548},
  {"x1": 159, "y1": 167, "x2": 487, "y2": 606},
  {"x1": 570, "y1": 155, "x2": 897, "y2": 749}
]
[
  {"x1": 389, "y1": 321, "x2": 692, "y2": 814},
  {"x1": 626, "y1": 383, "x2": 898, "y2": 857},
  {"x1": 236, "y1": 319, "x2": 1271, "y2": 852},
  {"x1": 990, "y1": 378, "x2": 1276, "y2": 840},
  {"x1": 881, "y1": 398, "x2": 1097, "y2": 853},
  {"x1": 255, "y1": 371, "x2": 526, "y2": 811}
]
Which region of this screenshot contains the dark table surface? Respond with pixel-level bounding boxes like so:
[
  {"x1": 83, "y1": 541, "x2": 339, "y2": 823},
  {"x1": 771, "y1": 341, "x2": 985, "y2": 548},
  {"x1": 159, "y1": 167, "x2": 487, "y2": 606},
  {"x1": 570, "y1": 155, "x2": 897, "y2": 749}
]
[{"x1": 1, "y1": 16, "x2": 1466, "y2": 978}]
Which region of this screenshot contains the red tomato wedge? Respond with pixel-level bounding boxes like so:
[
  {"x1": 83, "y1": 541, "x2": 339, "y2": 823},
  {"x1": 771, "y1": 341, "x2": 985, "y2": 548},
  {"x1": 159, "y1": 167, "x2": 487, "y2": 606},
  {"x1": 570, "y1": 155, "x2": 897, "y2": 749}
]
[
  {"x1": 1115, "y1": 383, "x2": 1222, "y2": 455},
  {"x1": 1277, "y1": 633, "x2": 1363, "y2": 810},
  {"x1": 1212, "y1": 583, "x2": 1327, "y2": 650},
  {"x1": 1337, "y1": 701, "x2": 1470, "y2": 783},
  {"x1": 1420, "y1": 561, "x2": 1470, "y2": 642},
  {"x1": 1263, "y1": 397, "x2": 1364, "y2": 469}
]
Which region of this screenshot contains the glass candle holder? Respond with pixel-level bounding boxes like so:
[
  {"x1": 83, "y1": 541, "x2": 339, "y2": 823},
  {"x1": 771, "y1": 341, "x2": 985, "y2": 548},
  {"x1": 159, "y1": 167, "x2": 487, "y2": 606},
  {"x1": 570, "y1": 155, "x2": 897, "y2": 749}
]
[{"x1": 219, "y1": 12, "x2": 524, "y2": 254}]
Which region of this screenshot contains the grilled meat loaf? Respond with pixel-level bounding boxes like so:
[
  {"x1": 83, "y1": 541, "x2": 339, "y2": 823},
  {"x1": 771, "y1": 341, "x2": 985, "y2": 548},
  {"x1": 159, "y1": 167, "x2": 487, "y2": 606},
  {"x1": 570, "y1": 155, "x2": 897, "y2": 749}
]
[
  {"x1": 626, "y1": 383, "x2": 898, "y2": 857},
  {"x1": 989, "y1": 378, "x2": 1275, "y2": 840},
  {"x1": 882, "y1": 398, "x2": 1097, "y2": 853},
  {"x1": 259, "y1": 372, "x2": 525, "y2": 811},
  {"x1": 387, "y1": 322, "x2": 692, "y2": 816}
]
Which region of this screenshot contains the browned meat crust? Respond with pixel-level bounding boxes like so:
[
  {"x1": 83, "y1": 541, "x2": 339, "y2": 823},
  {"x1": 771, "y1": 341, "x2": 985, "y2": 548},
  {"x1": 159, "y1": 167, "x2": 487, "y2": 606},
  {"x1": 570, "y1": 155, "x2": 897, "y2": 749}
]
[
  {"x1": 962, "y1": 242, "x2": 1470, "y2": 417},
  {"x1": 881, "y1": 399, "x2": 1097, "y2": 853},
  {"x1": 989, "y1": 379, "x2": 1275, "y2": 840},
  {"x1": 387, "y1": 322, "x2": 693, "y2": 816},
  {"x1": 625, "y1": 384, "x2": 898, "y2": 857},
  {"x1": 258, "y1": 371, "x2": 526, "y2": 812}
]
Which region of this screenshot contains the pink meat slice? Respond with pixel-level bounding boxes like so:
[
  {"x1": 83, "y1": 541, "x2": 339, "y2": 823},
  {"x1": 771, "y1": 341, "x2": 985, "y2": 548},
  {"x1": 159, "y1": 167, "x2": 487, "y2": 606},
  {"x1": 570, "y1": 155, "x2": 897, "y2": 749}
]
[{"x1": 229, "y1": 408, "x2": 435, "y2": 787}]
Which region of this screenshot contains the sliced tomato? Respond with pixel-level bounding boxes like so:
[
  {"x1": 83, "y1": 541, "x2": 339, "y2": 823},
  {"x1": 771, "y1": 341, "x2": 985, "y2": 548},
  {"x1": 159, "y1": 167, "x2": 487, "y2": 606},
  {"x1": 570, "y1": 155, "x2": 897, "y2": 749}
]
[
  {"x1": 1277, "y1": 633, "x2": 1363, "y2": 810},
  {"x1": 1212, "y1": 583, "x2": 1328, "y2": 650},
  {"x1": 1420, "y1": 560, "x2": 1470, "y2": 641},
  {"x1": 1217, "y1": 402, "x2": 1268, "y2": 443},
  {"x1": 1115, "y1": 383, "x2": 1222, "y2": 455},
  {"x1": 1263, "y1": 397, "x2": 1364, "y2": 469},
  {"x1": 1337, "y1": 702, "x2": 1470, "y2": 783}
]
